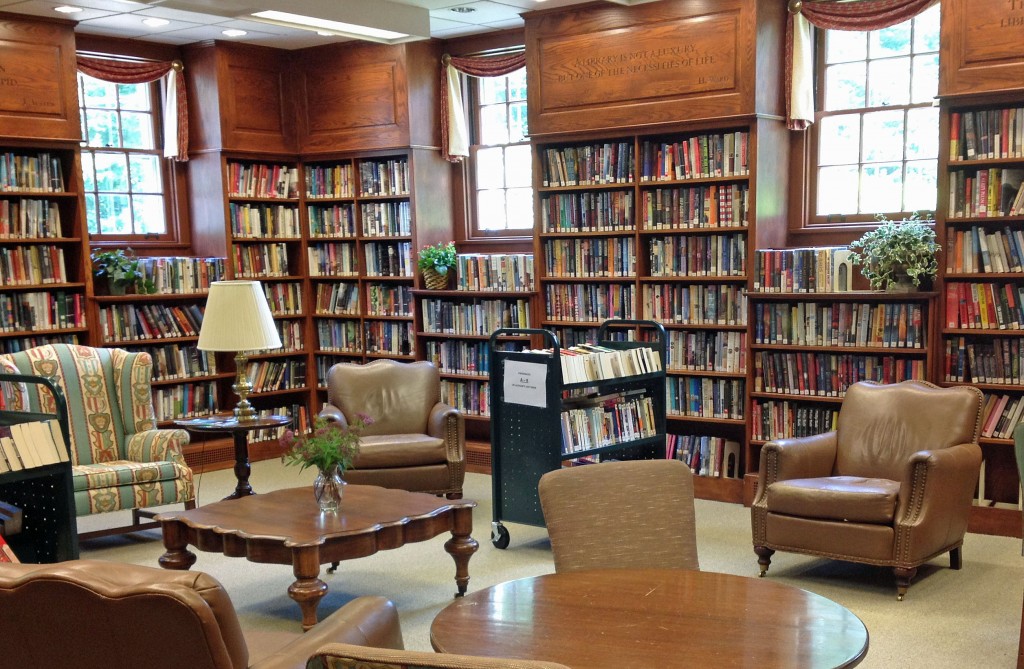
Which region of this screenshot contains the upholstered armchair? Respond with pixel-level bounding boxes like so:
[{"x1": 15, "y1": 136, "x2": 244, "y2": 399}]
[
  {"x1": 0, "y1": 344, "x2": 195, "y2": 537},
  {"x1": 0, "y1": 560, "x2": 402, "y2": 669},
  {"x1": 319, "y1": 359, "x2": 465, "y2": 499},
  {"x1": 751, "y1": 380, "x2": 983, "y2": 600}
]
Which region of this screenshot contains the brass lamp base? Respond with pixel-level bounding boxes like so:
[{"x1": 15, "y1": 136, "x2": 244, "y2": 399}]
[{"x1": 232, "y1": 351, "x2": 258, "y2": 421}]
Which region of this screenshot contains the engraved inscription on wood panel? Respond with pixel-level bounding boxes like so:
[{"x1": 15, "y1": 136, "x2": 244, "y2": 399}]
[
  {"x1": 230, "y1": 64, "x2": 283, "y2": 133},
  {"x1": 539, "y1": 13, "x2": 737, "y2": 111},
  {"x1": 963, "y1": 0, "x2": 1024, "y2": 64},
  {"x1": 305, "y1": 62, "x2": 398, "y2": 133},
  {"x1": 0, "y1": 41, "x2": 64, "y2": 117}
]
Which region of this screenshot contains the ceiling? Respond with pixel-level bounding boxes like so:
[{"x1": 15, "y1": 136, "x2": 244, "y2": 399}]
[{"x1": 0, "y1": 0, "x2": 632, "y2": 48}]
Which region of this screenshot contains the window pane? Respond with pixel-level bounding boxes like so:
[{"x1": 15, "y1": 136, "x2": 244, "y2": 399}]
[
  {"x1": 911, "y1": 54, "x2": 938, "y2": 104},
  {"x1": 507, "y1": 69, "x2": 527, "y2": 101},
  {"x1": 479, "y1": 104, "x2": 509, "y2": 146},
  {"x1": 862, "y1": 110, "x2": 905, "y2": 163},
  {"x1": 505, "y1": 188, "x2": 534, "y2": 230},
  {"x1": 81, "y1": 76, "x2": 117, "y2": 109},
  {"x1": 818, "y1": 165, "x2": 859, "y2": 215},
  {"x1": 98, "y1": 193, "x2": 132, "y2": 234},
  {"x1": 121, "y1": 111, "x2": 155, "y2": 150},
  {"x1": 86, "y1": 109, "x2": 121, "y2": 148},
  {"x1": 819, "y1": 114, "x2": 861, "y2": 166},
  {"x1": 904, "y1": 160, "x2": 937, "y2": 212},
  {"x1": 870, "y1": 21, "x2": 911, "y2": 58},
  {"x1": 129, "y1": 154, "x2": 163, "y2": 193},
  {"x1": 860, "y1": 163, "x2": 902, "y2": 212},
  {"x1": 133, "y1": 195, "x2": 167, "y2": 234},
  {"x1": 509, "y1": 102, "x2": 528, "y2": 144},
  {"x1": 477, "y1": 189, "x2": 507, "y2": 230},
  {"x1": 94, "y1": 152, "x2": 129, "y2": 191},
  {"x1": 868, "y1": 57, "x2": 909, "y2": 107},
  {"x1": 476, "y1": 147, "x2": 505, "y2": 189},
  {"x1": 85, "y1": 194, "x2": 98, "y2": 235},
  {"x1": 81, "y1": 152, "x2": 95, "y2": 191},
  {"x1": 826, "y1": 30, "x2": 866, "y2": 64},
  {"x1": 905, "y1": 107, "x2": 939, "y2": 160},
  {"x1": 479, "y1": 77, "x2": 507, "y2": 105},
  {"x1": 505, "y1": 145, "x2": 532, "y2": 188},
  {"x1": 913, "y1": 5, "x2": 940, "y2": 52},
  {"x1": 824, "y1": 62, "x2": 865, "y2": 111},
  {"x1": 117, "y1": 83, "x2": 151, "y2": 111}
]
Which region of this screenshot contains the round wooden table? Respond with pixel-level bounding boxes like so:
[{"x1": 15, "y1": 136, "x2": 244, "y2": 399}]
[{"x1": 431, "y1": 568, "x2": 868, "y2": 668}]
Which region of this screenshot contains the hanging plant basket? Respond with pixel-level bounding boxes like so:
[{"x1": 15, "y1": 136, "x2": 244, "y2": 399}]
[{"x1": 423, "y1": 267, "x2": 451, "y2": 290}]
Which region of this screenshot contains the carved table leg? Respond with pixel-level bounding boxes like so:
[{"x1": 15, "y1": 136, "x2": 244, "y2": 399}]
[
  {"x1": 158, "y1": 520, "x2": 197, "y2": 570},
  {"x1": 289, "y1": 545, "x2": 328, "y2": 631},
  {"x1": 444, "y1": 506, "x2": 478, "y2": 598},
  {"x1": 893, "y1": 566, "x2": 918, "y2": 601},
  {"x1": 224, "y1": 430, "x2": 255, "y2": 500}
]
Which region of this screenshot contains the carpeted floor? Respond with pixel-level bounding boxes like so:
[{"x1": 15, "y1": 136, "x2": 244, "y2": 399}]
[{"x1": 78, "y1": 459, "x2": 1024, "y2": 668}]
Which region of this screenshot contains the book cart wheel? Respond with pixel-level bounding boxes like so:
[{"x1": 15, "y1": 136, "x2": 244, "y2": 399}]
[{"x1": 491, "y1": 522, "x2": 510, "y2": 549}]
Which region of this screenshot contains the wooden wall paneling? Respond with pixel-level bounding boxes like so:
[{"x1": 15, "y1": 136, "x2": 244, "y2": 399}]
[
  {"x1": 750, "y1": 117, "x2": 789, "y2": 250},
  {"x1": 940, "y1": 0, "x2": 1024, "y2": 96},
  {"x1": 0, "y1": 13, "x2": 80, "y2": 142},
  {"x1": 404, "y1": 41, "x2": 445, "y2": 149},
  {"x1": 182, "y1": 43, "x2": 225, "y2": 152},
  {"x1": 409, "y1": 146, "x2": 454, "y2": 256},
  {"x1": 186, "y1": 151, "x2": 230, "y2": 259}
]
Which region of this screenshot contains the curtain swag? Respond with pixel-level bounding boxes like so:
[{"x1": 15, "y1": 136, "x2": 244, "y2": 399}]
[
  {"x1": 77, "y1": 57, "x2": 189, "y2": 162},
  {"x1": 441, "y1": 52, "x2": 527, "y2": 163},
  {"x1": 785, "y1": 0, "x2": 938, "y2": 130}
]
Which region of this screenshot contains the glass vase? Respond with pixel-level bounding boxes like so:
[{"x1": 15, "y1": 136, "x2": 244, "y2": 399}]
[{"x1": 313, "y1": 465, "x2": 345, "y2": 513}]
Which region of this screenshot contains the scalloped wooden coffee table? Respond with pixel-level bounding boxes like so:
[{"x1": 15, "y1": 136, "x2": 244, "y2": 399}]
[{"x1": 156, "y1": 485, "x2": 477, "y2": 630}]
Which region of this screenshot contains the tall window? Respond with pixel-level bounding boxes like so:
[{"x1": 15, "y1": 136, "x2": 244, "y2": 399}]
[
  {"x1": 78, "y1": 72, "x2": 170, "y2": 239},
  {"x1": 813, "y1": 4, "x2": 940, "y2": 224},
  {"x1": 470, "y1": 67, "x2": 533, "y2": 236}
]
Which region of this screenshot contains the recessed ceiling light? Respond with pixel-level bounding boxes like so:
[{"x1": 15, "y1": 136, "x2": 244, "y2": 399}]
[
  {"x1": 54, "y1": 5, "x2": 83, "y2": 13},
  {"x1": 222, "y1": 29, "x2": 247, "y2": 37},
  {"x1": 142, "y1": 18, "x2": 170, "y2": 27},
  {"x1": 450, "y1": 6, "x2": 476, "y2": 12},
  {"x1": 317, "y1": 31, "x2": 332, "y2": 36}
]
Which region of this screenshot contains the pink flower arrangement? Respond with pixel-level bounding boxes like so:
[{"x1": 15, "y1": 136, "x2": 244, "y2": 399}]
[{"x1": 280, "y1": 413, "x2": 373, "y2": 474}]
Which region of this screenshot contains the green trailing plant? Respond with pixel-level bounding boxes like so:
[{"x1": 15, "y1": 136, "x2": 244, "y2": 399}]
[
  {"x1": 279, "y1": 414, "x2": 372, "y2": 474},
  {"x1": 847, "y1": 213, "x2": 940, "y2": 290},
  {"x1": 417, "y1": 241, "x2": 458, "y2": 276},
  {"x1": 90, "y1": 248, "x2": 156, "y2": 294}
]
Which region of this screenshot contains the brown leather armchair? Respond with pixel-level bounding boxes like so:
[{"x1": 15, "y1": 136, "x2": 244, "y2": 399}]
[
  {"x1": 319, "y1": 359, "x2": 465, "y2": 499},
  {"x1": 751, "y1": 380, "x2": 983, "y2": 600},
  {"x1": 0, "y1": 559, "x2": 402, "y2": 669}
]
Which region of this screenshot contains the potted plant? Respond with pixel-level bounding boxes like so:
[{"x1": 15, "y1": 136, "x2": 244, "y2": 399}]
[
  {"x1": 280, "y1": 414, "x2": 372, "y2": 512},
  {"x1": 90, "y1": 248, "x2": 155, "y2": 295},
  {"x1": 847, "y1": 213, "x2": 940, "y2": 291},
  {"x1": 417, "y1": 241, "x2": 457, "y2": 290}
]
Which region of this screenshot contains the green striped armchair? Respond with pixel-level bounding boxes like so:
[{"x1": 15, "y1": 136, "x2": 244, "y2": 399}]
[{"x1": 0, "y1": 344, "x2": 195, "y2": 537}]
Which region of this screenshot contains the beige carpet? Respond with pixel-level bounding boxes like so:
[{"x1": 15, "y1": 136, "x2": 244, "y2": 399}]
[{"x1": 78, "y1": 459, "x2": 1024, "y2": 668}]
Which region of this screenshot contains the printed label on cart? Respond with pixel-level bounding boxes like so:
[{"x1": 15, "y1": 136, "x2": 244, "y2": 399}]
[{"x1": 503, "y1": 360, "x2": 547, "y2": 408}]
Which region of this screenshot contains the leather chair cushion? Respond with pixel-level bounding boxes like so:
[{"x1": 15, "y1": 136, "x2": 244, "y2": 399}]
[
  {"x1": 766, "y1": 476, "x2": 900, "y2": 524},
  {"x1": 353, "y1": 434, "x2": 446, "y2": 469}
]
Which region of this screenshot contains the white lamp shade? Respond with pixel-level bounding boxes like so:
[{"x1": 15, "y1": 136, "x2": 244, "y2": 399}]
[{"x1": 198, "y1": 280, "x2": 282, "y2": 352}]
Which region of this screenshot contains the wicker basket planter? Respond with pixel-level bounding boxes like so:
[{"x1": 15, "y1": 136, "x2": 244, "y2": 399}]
[{"x1": 423, "y1": 267, "x2": 452, "y2": 290}]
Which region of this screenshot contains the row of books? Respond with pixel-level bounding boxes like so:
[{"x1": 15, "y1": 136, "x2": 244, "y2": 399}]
[
  {"x1": 560, "y1": 390, "x2": 657, "y2": 454},
  {"x1": 368, "y1": 283, "x2": 413, "y2": 317},
  {"x1": 752, "y1": 246, "x2": 855, "y2": 293},
  {"x1": 944, "y1": 281, "x2": 1023, "y2": 330},
  {"x1": 667, "y1": 434, "x2": 742, "y2": 479},
  {"x1": 308, "y1": 204, "x2": 356, "y2": 238},
  {"x1": 360, "y1": 201, "x2": 411, "y2": 237},
  {"x1": 425, "y1": 339, "x2": 495, "y2": 376},
  {"x1": 753, "y1": 301, "x2": 925, "y2": 349},
  {"x1": 750, "y1": 400, "x2": 839, "y2": 442},
  {"x1": 264, "y1": 281, "x2": 303, "y2": 315},
  {"x1": 125, "y1": 343, "x2": 217, "y2": 382},
  {"x1": 0, "y1": 198, "x2": 62, "y2": 238},
  {"x1": 364, "y1": 241, "x2": 413, "y2": 277},
  {"x1": 639, "y1": 131, "x2": 750, "y2": 181},
  {"x1": 440, "y1": 379, "x2": 489, "y2": 417},
  {"x1": 641, "y1": 184, "x2": 749, "y2": 230},
  {"x1": 0, "y1": 291, "x2": 84, "y2": 333},
  {"x1": 454, "y1": 253, "x2": 535, "y2": 292},
  {"x1": 137, "y1": 256, "x2": 226, "y2": 295},
  {"x1": 420, "y1": 297, "x2": 531, "y2": 335},
  {"x1": 544, "y1": 283, "x2": 635, "y2": 322},
  {"x1": 665, "y1": 330, "x2": 746, "y2": 374},
  {"x1": 315, "y1": 354, "x2": 351, "y2": 380},
  {"x1": 540, "y1": 142, "x2": 634, "y2": 187},
  {"x1": 945, "y1": 225, "x2": 1024, "y2": 275},
  {"x1": 980, "y1": 392, "x2": 1024, "y2": 440},
  {"x1": 647, "y1": 232, "x2": 747, "y2": 278},
  {"x1": 947, "y1": 168, "x2": 1024, "y2": 219},
  {"x1": 667, "y1": 376, "x2": 745, "y2": 420},
  {"x1": 363, "y1": 320, "x2": 413, "y2": 356},
  {"x1": 0, "y1": 420, "x2": 68, "y2": 473},
  {"x1": 308, "y1": 242, "x2": 359, "y2": 277},
  {"x1": 233, "y1": 242, "x2": 290, "y2": 278},
  {"x1": 153, "y1": 381, "x2": 218, "y2": 422},
  {"x1": 0, "y1": 244, "x2": 68, "y2": 285},
  {"x1": 0, "y1": 333, "x2": 79, "y2": 354},
  {"x1": 98, "y1": 303, "x2": 204, "y2": 342},
  {"x1": 642, "y1": 283, "x2": 747, "y2": 326},
  {"x1": 316, "y1": 319, "x2": 361, "y2": 353},
  {"x1": 540, "y1": 191, "x2": 635, "y2": 233},
  {"x1": 229, "y1": 202, "x2": 301, "y2": 238},
  {"x1": 950, "y1": 107, "x2": 1024, "y2": 161},
  {"x1": 358, "y1": 158, "x2": 409, "y2": 197},
  {"x1": 271, "y1": 318, "x2": 304, "y2": 351},
  {"x1": 0, "y1": 152, "x2": 65, "y2": 193},
  {"x1": 306, "y1": 163, "x2": 355, "y2": 199},
  {"x1": 227, "y1": 162, "x2": 299, "y2": 199},
  {"x1": 245, "y1": 358, "x2": 307, "y2": 393},
  {"x1": 315, "y1": 281, "x2": 359, "y2": 315},
  {"x1": 544, "y1": 237, "x2": 636, "y2": 278},
  {"x1": 944, "y1": 336, "x2": 1023, "y2": 385},
  {"x1": 556, "y1": 343, "x2": 662, "y2": 385},
  {"x1": 245, "y1": 404, "x2": 309, "y2": 444},
  {"x1": 753, "y1": 351, "x2": 926, "y2": 397}
]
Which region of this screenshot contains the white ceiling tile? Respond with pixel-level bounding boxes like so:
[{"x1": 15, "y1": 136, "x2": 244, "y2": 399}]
[
  {"x1": 429, "y1": 0, "x2": 522, "y2": 26},
  {"x1": 0, "y1": 0, "x2": 119, "y2": 20}
]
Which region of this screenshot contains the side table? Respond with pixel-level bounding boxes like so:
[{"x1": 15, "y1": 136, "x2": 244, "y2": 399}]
[{"x1": 175, "y1": 414, "x2": 292, "y2": 499}]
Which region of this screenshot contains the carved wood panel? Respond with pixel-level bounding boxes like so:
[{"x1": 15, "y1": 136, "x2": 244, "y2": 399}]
[{"x1": 941, "y1": 0, "x2": 1024, "y2": 96}]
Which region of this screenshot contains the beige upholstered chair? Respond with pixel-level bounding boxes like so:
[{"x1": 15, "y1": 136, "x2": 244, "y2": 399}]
[
  {"x1": 307, "y1": 645, "x2": 570, "y2": 669},
  {"x1": 0, "y1": 560, "x2": 402, "y2": 669},
  {"x1": 319, "y1": 359, "x2": 465, "y2": 499},
  {"x1": 538, "y1": 459, "x2": 700, "y2": 573},
  {"x1": 751, "y1": 380, "x2": 984, "y2": 600}
]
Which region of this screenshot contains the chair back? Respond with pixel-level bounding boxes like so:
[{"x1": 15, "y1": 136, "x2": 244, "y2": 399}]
[
  {"x1": 835, "y1": 380, "x2": 983, "y2": 480},
  {"x1": 308, "y1": 643, "x2": 571, "y2": 669},
  {"x1": 0, "y1": 560, "x2": 248, "y2": 669},
  {"x1": 0, "y1": 344, "x2": 157, "y2": 466},
  {"x1": 538, "y1": 459, "x2": 699, "y2": 573},
  {"x1": 325, "y1": 360, "x2": 440, "y2": 436}
]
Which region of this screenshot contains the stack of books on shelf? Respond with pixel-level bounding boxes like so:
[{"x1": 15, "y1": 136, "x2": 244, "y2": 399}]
[
  {"x1": 666, "y1": 434, "x2": 741, "y2": 479},
  {"x1": 557, "y1": 343, "x2": 662, "y2": 384},
  {"x1": 560, "y1": 388, "x2": 656, "y2": 454},
  {"x1": 753, "y1": 247, "x2": 854, "y2": 293},
  {"x1": 0, "y1": 151, "x2": 65, "y2": 192},
  {"x1": 153, "y1": 382, "x2": 218, "y2": 422},
  {"x1": 540, "y1": 191, "x2": 635, "y2": 233},
  {"x1": 947, "y1": 168, "x2": 1024, "y2": 218},
  {"x1": 229, "y1": 203, "x2": 301, "y2": 238},
  {"x1": 944, "y1": 282, "x2": 1023, "y2": 329},
  {"x1": 0, "y1": 419, "x2": 68, "y2": 472},
  {"x1": 979, "y1": 392, "x2": 1024, "y2": 440},
  {"x1": 949, "y1": 108, "x2": 1024, "y2": 162},
  {"x1": 944, "y1": 337, "x2": 1022, "y2": 384},
  {"x1": 227, "y1": 162, "x2": 298, "y2": 199},
  {"x1": 540, "y1": 141, "x2": 634, "y2": 187},
  {"x1": 420, "y1": 297, "x2": 530, "y2": 336},
  {"x1": 754, "y1": 301, "x2": 924, "y2": 348},
  {"x1": 0, "y1": 198, "x2": 61, "y2": 238},
  {"x1": 945, "y1": 225, "x2": 1024, "y2": 274},
  {"x1": 136, "y1": 257, "x2": 226, "y2": 294},
  {"x1": 0, "y1": 291, "x2": 84, "y2": 333},
  {"x1": 639, "y1": 131, "x2": 749, "y2": 181},
  {"x1": 455, "y1": 253, "x2": 534, "y2": 292}
]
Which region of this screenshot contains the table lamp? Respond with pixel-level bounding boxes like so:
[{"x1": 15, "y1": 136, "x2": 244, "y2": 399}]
[{"x1": 198, "y1": 280, "x2": 282, "y2": 421}]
